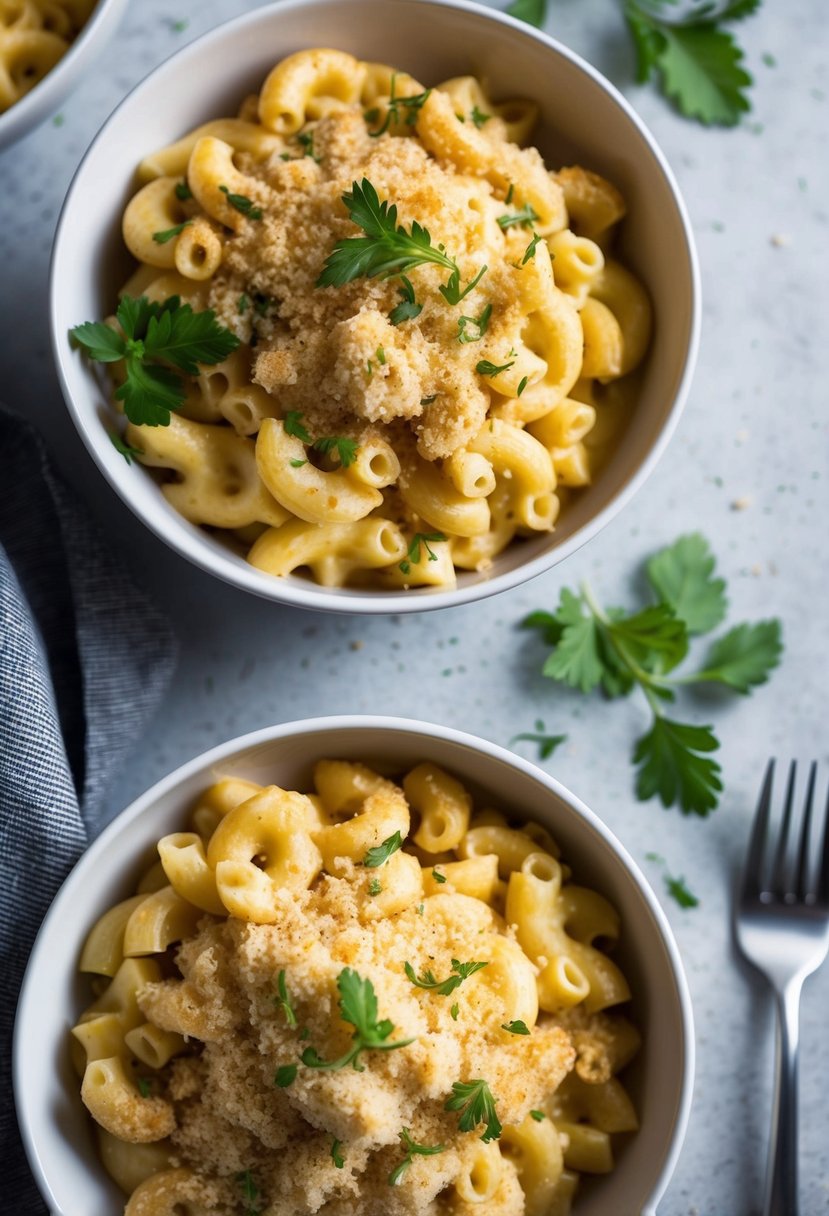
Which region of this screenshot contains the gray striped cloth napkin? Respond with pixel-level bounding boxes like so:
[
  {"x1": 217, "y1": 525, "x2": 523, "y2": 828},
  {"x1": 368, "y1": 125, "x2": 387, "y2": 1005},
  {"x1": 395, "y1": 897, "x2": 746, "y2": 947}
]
[{"x1": 0, "y1": 408, "x2": 177, "y2": 1215}]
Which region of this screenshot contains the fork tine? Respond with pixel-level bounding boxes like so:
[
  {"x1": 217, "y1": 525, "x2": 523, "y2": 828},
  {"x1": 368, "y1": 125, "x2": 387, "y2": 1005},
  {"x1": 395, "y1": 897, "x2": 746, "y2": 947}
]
[
  {"x1": 771, "y1": 760, "x2": 798, "y2": 897},
  {"x1": 819, "y1": 772, "x2": 829, "y2": 906},
  {"x1": 795, "y1": 761, "x2": 817, "y2": 900},
  {"x1": 743, "y1": 758, "x2": 775, "y2": 898}
]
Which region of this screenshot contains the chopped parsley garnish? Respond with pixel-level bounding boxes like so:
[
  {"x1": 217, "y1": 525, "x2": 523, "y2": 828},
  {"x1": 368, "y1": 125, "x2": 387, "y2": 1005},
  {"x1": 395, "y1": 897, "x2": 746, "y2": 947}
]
[
  {"x1": 517, "y1": 375, "x2": 529, "y2": 397},
  {"x1": 368, "y1": 877, "x2": 383, "y2": 896},
  {"x1": 420, "y1": 394, "x2": 437, "y2": 405},
  {"x1": 219, "y1": 184, "x2": 263, "y2": 220},
  {"x1": 470, "y1": 104, "x2": 491, "y2": 128},
  {"x1": 497, "y1": 203, "x2": 539, "y2": 230},
  {"x1": 389, "y1": 275, "x2": 423, "y2": 325},
  {"x1": 238, "y1": 293, "x2": 250, "y2": 314},
  {"x1": 316, "y1": 178, "x2": 485, "y2": 305},
  {"x1": 296, "y1": 130, "x2": 322, "y2": 162},
  {"x1": 404, "y1": 958, "x2": 488, "y2": 997},
  {"x1": 283, "y1": 410, "x2": 312, "y2": 443},
  {"x1": 510, "y1": 719, "x2": 567, "y2": 760},
  {"x1": 522, "y1": 533, "x2": 783, "y2": 815},
  {"x1": 367, "y1": 74, "x2": 432, "y2": 137},
  {"x1": 439, "y1": 262, "x2": 488, "y2": 306},
  {"x1": 450, "y1": 1002, "x2": 459, "y2": 1021},
  {"x1": 236, "y1": 1170, "x2": 263, "y2": 1216},
  {"x1": 151, "y1": 221, "x2": 190, "y2": 246},
  {"x1": 505, "y1": 183, "x2": 515, "y2": 204},
  {"x1": 432, "y1": 868, "x2": 447, "y2": 884},
  {"x1": 399, "y1": 531, "x2": 446, "y2": 574},
  {"x1": 108, "y1": 430, "x2": 143, "y2": 464},
  {"x1": 376, "y1": 345, "x2": 386, "y2": 364},
  {"x1": 274, "y1": 969, "x2": 297, "y2": 1028},
  {"x1": 476, "y1": 356, "x2": 516, "y2": 377},
  {"x1": 137, "y1": 1077, "x2": 151, "y2": 1098},
  {"x1": 70, "y1": 294, "x2": 240, "y2": 427},
  {"x1": 331, "y1": 1139, "x2": 345, "y2": 1168},
  {"x1": 174, "y1": 180, "x2": 192, "y2": 201},
  {"x1": 501, "y1": 1020, "x2": 530, "y2": 1035},
  {"x1": 274, "y1": 1064, "x2": 297, "y2": 1087},
  {"x1": 313, "y1": 435, "x2": 359, "y2": 469},
  {"x1": 300, "y1": 968, "x2": 415, "y2": 1071},
  {"x1": 388, "y1": 1128, "x2": 446, "y2": 1186},
  {"x1": 445, "y1": 1079, "x2": 502, "y2": 1142},
  {"x1": 363, "y1": 831, "x2": 404, "y2": 868},
  {"x1": 530, "y1": 1109, "x2": 546, "y2": 1121},
  {"x1": 457, "y1": 302, "x2": 492, "y2": 344},
  {"x1": 522, "y1": 232, "x2": 543, "y2": 263},
  {"x1": 290, "y1": 457, "x2": 307, "y2": 468},
  {"x1": 646, "y1": 853, "x2": 700, "y2": 909}
]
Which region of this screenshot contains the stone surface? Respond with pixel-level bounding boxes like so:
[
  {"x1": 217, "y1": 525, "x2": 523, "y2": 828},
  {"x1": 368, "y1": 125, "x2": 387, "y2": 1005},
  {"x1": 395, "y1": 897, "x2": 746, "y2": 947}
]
[{"x1": 0, "y1": 1, "x2": 827, "y2": 1212}]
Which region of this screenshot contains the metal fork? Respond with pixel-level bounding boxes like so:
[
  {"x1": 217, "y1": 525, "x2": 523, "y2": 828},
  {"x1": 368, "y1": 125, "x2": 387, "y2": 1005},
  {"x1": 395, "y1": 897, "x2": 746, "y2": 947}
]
[{"x1": 734, "y1": 760, "x2": 829, "y2": 1216}]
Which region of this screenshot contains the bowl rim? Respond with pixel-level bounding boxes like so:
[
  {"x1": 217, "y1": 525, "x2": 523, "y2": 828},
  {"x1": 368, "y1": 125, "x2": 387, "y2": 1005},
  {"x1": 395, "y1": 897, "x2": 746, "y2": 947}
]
[
  {"x1": 0, "y1": 0, "x2": 128, "y2": 149},
  {"x1": 14, "y1": 713, "x2": 695, "y2": 1216},
  {"x1": 50, "y1": 0, "x2": 701, "y2": 616}
]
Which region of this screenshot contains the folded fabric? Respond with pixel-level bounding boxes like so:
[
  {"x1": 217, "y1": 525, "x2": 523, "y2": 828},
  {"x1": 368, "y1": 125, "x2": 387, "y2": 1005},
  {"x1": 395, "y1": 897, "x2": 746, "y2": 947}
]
[{"x1": 0, "y1": 407, "x2": 177, "y2": 1215}]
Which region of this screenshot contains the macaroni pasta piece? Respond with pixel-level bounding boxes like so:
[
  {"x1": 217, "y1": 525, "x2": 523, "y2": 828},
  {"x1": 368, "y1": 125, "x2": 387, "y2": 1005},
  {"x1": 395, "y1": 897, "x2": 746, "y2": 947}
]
[
  {"x1": 72, "y1": 761, "x2": 640, "y2": 1215},
  {"x1": 89, "y1": 49, "x2": 652, "y2": 590},
  {"x1": 0, "y1": 0, "x2": 95, "y2": 113}
]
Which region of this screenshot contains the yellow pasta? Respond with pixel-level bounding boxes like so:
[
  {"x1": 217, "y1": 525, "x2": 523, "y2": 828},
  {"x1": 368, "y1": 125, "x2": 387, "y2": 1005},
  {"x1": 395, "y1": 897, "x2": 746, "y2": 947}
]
[{"x1": 0, "y1": 0, "x2": 94, "y2": 114}]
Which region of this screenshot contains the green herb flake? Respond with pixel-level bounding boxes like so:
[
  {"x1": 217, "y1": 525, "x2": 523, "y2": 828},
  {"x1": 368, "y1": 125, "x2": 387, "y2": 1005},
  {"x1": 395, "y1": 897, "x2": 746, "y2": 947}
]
[
  {"x1": 290, "y1": 457, "x2": 308, "y2": 468},
  {"x1": 497, "y1": 204, "x2": 539, "y2": 230},
  {"x1": 274, "y1": 1064, "x2": 298, "y2": 1087},
  {"x1": 388, "y1": 1128, "x2": 446, "y2": 1186},
  {"x1": 450, "y1": 1002, "x2": 459, "y2": 1020},
  {"x1": 174, "y1": 180, "x2": 193, "y2": 201},
  {"x1": 274, "y1": 969, "x2": 298, "y2": 1028},
  {"x1": 283, "y1": 411, "x2": 312, "y2": 443},
  {"x1": 367, "y1": 74, "x2": 432, "y2": 138},
  {"x1": 404, "y1": 958, "x2": 488, "y2": 997},
  {"x1": 517, "y1": 375, "x2": 529, "y2": 397},
  {"x1": 368, "y1": 877, "x2": 383, "y2": 896},
  {"x1": 300, "y1": 968, "x2": 415, "y2": 1071},
  {"x1": 399, "y1": 531, "x2": 446, "y2": 574},
  {"x1": 389, "y1": 275, "x2": 422, "y2": 325},
  {"x1": 331, "y1": 1139, "x2": 345, "y2": 1168},
  {"x1": 238, "y1": 293, "x2": 250, "y2": 314},
  {"x1": 530, "y1": 1109, "x2": 546, "y2": 1121},
  {"x1": 108, "y1": 430, "x2": 143, "y2": 465},
  {"x1": 219, "y1": 184, "x2": 263, "y2": 220},
  {"x1": 522, "y1": 232, "x2": 542, "y2": 264},
  {"x1": 137, "y1": 1077, "x2": 151, "y2": 1098},
  {"x1": 501, "y1": 1020, "x2": 530, "y2": 1035},
  {"x1": 457, "y1": 302, "x2": 492, "y2": 345},
  {"x1": 476, "y1": 357, "x2": 516, "y2": 377},
  {"x1": 445, "y1": 1078, "x2": 502, "y2": 1142},
  {"x1": 432, "y1": 868, "x2": 447, "y2": 884},
  {"x1": 364, "y1": 831, "x2": 404, "y2": 868},
  {"x1": 470, "y1": 105, "x2": 491, "y2": 128},
  {"x1": 313, "y1": 435, "x2": 359, "y2": 468},
  {"x1": 152, "y1": 220, "x2": 192, "y2": 245}
]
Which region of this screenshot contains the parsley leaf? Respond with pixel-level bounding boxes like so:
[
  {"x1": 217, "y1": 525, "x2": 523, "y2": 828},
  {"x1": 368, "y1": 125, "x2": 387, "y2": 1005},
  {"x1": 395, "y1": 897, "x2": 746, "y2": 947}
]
[
  {"x1": 236, "y1": 1170, "x2": 263, "y2": 1216},
  {"x1": 432, "y1": 868, "x2": 447, "y2": 884},
  {"x1": 691, "y1": 620, "x2": 783, "y2": 692},
  {"x1": 331, "y1": 1139, "x2": 345, "y2": 1168},
  {"x1": 368, "y1": 877, "x2": 383, "y2": 896},
  {"x1": 404, "y1": 958, "x2": 488, "y2": 997},
  {"x1": 497, "y1": 204, "x2": 539, "y2": 230},
  {"x1": 457, "y1": 302, "x2": 492, "y2": 344},
  {"x1": 389, "y1": 275, "x2": 423, "y2": 325},
  {"x1": 367, "y1": 74, "x2": 432, "y2": 137},
  {"x1": 501, "y1": 1020, "x2": 530, "y2": 1034},
  {"x1": 274, "y1": 970, "x2": 297, "y2": 1028},
  {"x1": 399, "y1": 531, "x2": 446, "y2": 574},
  {"x1": 477, "y1": 356, "x2": 516, "y2": 377},
  {"x1": 283, "y1": 411, "x2": 312, "y2": 443},
  {"x1": 301, "y1": 967, "x2": 415, "y2": 1071},
  {"x1": 439, "y1": 263, "x2": 488, "y2": 306},
  {"x1": 470, "y1": 105, "x2": 491, "y2": 128},
  {"x1": 634, "y1": 717, "x2": 722, "y2": 816},
  {"x1": 646, "y1": 533, "x2": 727, "y2": 635},
  {"x1": 152, "y1": 220, "x2": 192, "y2": 245},
  {"x1": 364, "y1": 831, "x2": 404, "y2": 867},
  {"x1": 530, "y1": 1109, "x2": 546, "y2": 1121},
  {"x1": 274, "y1": 1063, "x2": 297, "y2": 1087},
  {"x1": 445, "y1": 1079, "x2": 502, "y2": 1142},
  {"x1": 509, "y1": 721, "x2": 567, "y2": 760},
  {"x1": 522, "y1": 232, "x2": 543, "y2": 264},
  {"x1": 174, "y1": 180, "x2": 192, "y2": 201},
  {"x1": 313, "y1": 435, "x2": 359, "y2": 469},
  {"x1": 517, "y1": 375, "x2": 529, "y2": 396},
  {"x1": 219, "y1": 184, "x2": 263, "y2": 219},
  {"x1": 296, "y1": 130, "x2": 322, "y2": 162},
  {"x1": 540, "y1": 588, "x2": 606, "y2": 693},
  {"x1": 388, "y1": 1128, "x2": 446, "y2": 1186},
  {"x1": 137, "y1": 1077, "x2": 151, "y2": 1098},
  {"x1": 69, "y1": 321, "x2": 125, "y2": 363},
  {"x1": 450, "y1": 1002, "x2": 459, "y2": 1020},
  {"x1": 108, "y1": 430, "x2": 143, "y2": 465},
  {"x1": 506, "y1": 0, "x2": 547, "y2": 26},
  {"x1": 646, "y1": 852, "x2": 700, "y2": 909}
]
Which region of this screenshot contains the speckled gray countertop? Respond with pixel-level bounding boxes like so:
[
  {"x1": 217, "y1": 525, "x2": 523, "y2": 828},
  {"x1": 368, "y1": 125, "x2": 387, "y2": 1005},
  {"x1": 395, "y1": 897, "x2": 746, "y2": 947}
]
[{"x1": 1, "y1": 1, "x2": 827, "y2": 1212}]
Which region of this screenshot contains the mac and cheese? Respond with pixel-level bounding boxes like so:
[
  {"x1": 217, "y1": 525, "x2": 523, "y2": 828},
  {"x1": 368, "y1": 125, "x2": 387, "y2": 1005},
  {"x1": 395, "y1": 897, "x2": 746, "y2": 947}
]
[
  {"x1": 0, "y1": 0, "x2": 95, "y2": 113},
  {"x1": 72, "y1": 760, "x2": 639, "y2": 1215}
]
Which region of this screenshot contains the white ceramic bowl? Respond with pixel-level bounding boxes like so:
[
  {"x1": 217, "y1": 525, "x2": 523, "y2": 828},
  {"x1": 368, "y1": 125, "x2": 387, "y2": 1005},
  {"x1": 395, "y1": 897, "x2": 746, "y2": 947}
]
[
  {"x1": 51, "y1": 0, "x2": 700, "y2": 615},
  {"x1": 0, "y1": 0, "x2": 126, "y2": 150},
  {"x1": 15, "y1": 716, "x2": 694, "y2": 1216}
]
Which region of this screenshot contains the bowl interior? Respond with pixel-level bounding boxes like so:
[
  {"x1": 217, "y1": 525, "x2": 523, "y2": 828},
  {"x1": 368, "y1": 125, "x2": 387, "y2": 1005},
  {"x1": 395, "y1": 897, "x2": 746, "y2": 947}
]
[
  {"x1": 51, "y1": 0, "x2": 697, "y2": 612},
  {"x1": 15, "y1": 719, "x2": 691, "y2": 1216}
]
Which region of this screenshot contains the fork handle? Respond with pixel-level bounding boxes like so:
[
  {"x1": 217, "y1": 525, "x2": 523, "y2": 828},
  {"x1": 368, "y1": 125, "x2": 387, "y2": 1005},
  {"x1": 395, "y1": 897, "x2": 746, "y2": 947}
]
[{"x1": 765, "y1": 980, "x2": 802, "y2": 1216}]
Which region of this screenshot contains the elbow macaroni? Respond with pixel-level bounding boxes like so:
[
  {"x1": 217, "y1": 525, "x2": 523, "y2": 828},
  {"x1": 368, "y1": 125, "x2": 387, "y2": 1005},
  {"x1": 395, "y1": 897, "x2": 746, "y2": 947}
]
[
  {"x1": 0, "y1": 0, "x2": 95, "y2": 114},
  {"x1": 72, "y1": 759, "x2": 639, "y2": 1216},
  {"x1": 93, "y1": 48, "x2": 651, "y2": 591}
]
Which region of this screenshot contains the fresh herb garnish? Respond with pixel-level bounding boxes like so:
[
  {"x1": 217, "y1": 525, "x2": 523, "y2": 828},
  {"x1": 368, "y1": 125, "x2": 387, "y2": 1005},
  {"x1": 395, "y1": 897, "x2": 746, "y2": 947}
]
[
  {"x1": 432, "y1": 868, "x2": 447, "y2": 884},
  {"x1": 313, "y1": 435, "x2": 359, "y2": 469},
  {"x1": 506, "y1": 0, "x2": 546, "y2": 25},
  {"x1": 438, "y1": 262, "x2": 488, "y2": 306},
  {"x1": 108, "y1": 430, "x2": 143, "y2": 464},
  {"x1": 174, "y1": 180, "x2": 192, "y2": 201},
  {"x1": 457, "y1": 302, "x2": 492, "y2": 345},
  {"x1": 476, "y1": 356, "x2": 515, "y2": 377},
  {"x1": 388, "y1": 1128, "x2": 446, "y2": 1186},
  {"x1": 274, "y1": 1064, "x2": 297, "y2": 1087},
  {"x1": 290, "y1": 457, "x2": 307, "y2": 468},
  {"x1": 317, "y1": 179, "x2": 485, "y2": 304},
  {"x1": 420, "y1": 394, "x2": 437, "y2": 405},
  {"x1": 283, "y1": 411, "x2": 312, "y2": 443},
  {"x1": 364, "y1": 831, "x2": 404, "y2": 868},
  {"x1": 367, "y1": 74, "x2": 432, "y2": 137},
  {"x1": 153, "y1": 221, "x2": 192, "y2": 245},
  {"x1": 522, "y1": 232, "x2": 543, "y2": 263},
  {"x1": 137, "y1": 1077, "x2": 151, "y2": 1098},
  {"x1": 510, "y1": 719, "x2": 567, "y2": 760},
  {"x1": 445, "y1": 1079, "x2": 502, "y2": 1142},
  {"x1": 505, "y1": 183, "x2": 515, "y2": 204},
  {"x1": 389, "y1": 275, "x2": 423, "y2": 325},
  {"x1": 238, "y1": 293, "x2": 250, "y2": 314},
  {"x1": 470, "y1": 104, "x2": 491, "y2": 128},
  {"x1": 399, "y1": 531, "x2": 446, "y2": 574},
  {"x1": 517, "y1": 375, "x2": 529, "y2": 397},
  {"x1": 296, "y1": 130, "x2": 322, "y2": 162},
  {"x1": 522, "y1": 534, "x2": 783, "y2": 815},
  {"x1": 331, "y1": 1139, "x2": 345, "y2": 1168},
  {"x1": 450, "y1": 1002, "x2": 459, "y2": 1020},
  {"x1": 236, "y1": 1170, "x2": 263, "y2": 1216},
  {"x1": 646, "y1": 852, "x2": 700, "y2": 909},
  {"x1": 70, "y1": 294, "x2": 240, "y2": 427},
  {"x1": 219, "y1": 185, "x2": 263, "y2": 220},
  {"x1": 300, "y1": 968, "x2": 415, "y2": 1071},
  {"x1": 530, "y1": 1109, "x2": 546, "y2": 1121},
  {"x1": 274, "y1": 969, "x2": 297, "y2": 1028},
  {"x1": 404, "y1": 958, "x2": 488, "y2": 997},
  {"x1": 497, "y1": 204, "x2": 539, "y2": 230},
  {"x1": 501, "y1": 1020, "x2": 530, "y2": 1035},
  {"x1": 368, "y1": 877, "x2": 383, "y2": 896}
]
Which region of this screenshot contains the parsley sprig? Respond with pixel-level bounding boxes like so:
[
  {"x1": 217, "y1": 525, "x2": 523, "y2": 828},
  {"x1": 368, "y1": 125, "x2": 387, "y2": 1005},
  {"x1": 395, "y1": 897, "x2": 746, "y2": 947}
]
[
  {"x1": 497, "y1": 204, "x2": 539, "y2": 230},
  {"x1": 404, "y1": 958, "x2": 489, "y2": 996},
  {"x1": 236, "y1": 1170, "x2": 264, "y2": 1216},
  {"x1": 363, "y1": 831, "x2": 404, "y2": 868},
  {"x1": 219, "y1": 184, "x2": 263, "y2": 219},
  {"x1": 523, "y1": 534, "x2": 783, "y2": 815},
  {"x1": 316, "y1": 179, "x2": 486, "y2": 304},
  {"x1": 388, "y1": 1129, "x2": 446, "y2": 1186},
  {"x1": 274, "y1": 970, "x2": 297, "y2": 1028},
  {"x1": 399, "y1": 532, "x2": 447, "y2": 575},
  {"x1": 445, "y1": 1079, "x2": 502, "y2": 1142},
  {"x1": 646, "y1": 852, "x2": 700, "y2": 909},
  {"x1": 367, "y1": 74, "x2": 432, "y2": 137},
  {"x1": 283, "y1": 411, "x2": 358, "y2": 468},
  {"x1": 300, "y1": 968, "x2": 414, "y2": 1071},
  {"x1": 510, "y1": 719, "x2": 567, "y2": 760},
  {"x1": 70, "y1": 294, "x2": 240, "y2": 427},
  {"x1": 507, "y1": 0, "x2": 761, "y2": 127}
]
